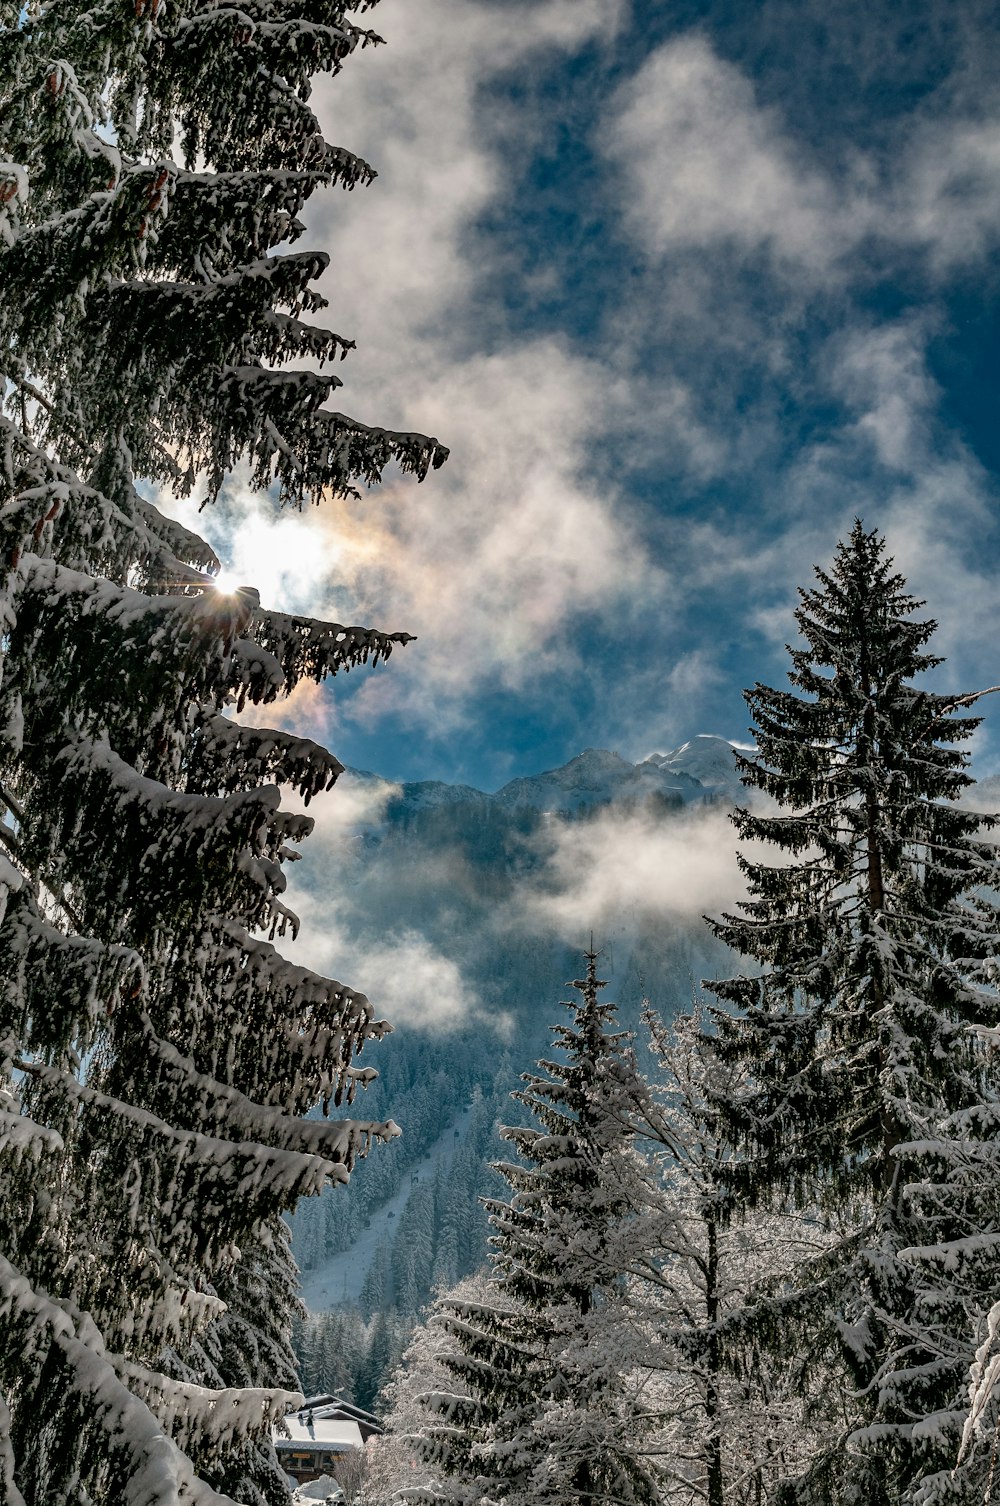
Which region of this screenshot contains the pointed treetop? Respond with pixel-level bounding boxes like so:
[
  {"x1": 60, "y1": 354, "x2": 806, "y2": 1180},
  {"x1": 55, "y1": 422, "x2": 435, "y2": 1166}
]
[
  {"x1": 571, "y1": 945, "x2": 609, "y2": 999},
  {"x1": 789, "y1": 517, "x2": 937, "y2": 678}
]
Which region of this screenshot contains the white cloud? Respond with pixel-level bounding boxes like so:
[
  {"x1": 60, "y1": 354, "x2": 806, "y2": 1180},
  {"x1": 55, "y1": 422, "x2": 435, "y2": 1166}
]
[
  {"x1": 524, "y1": 803, "x2": 747, "y2": 933},
  {"x1": 603, "y1": 33, "x2": 1000, "y2": 282},
  {"x1": 313, "y1": 0, "x2": 664, "y2": 685},
  {"x1": 312, "y1": 0, "x2": 627, "y2": 397},
  {"x1": 829, "y1": 319, "x2": 942, "y2": 472},
  {"x1": 272, "y1": 773, "x2": 503, "y2": 1034},
  {"x1": 903, "y1": 116, "x2": 1000, "y2": 272},
  {"x1": 234, "y1": 677, "x2": 341, "y2": 743},
  {"x1": 664, "y1": 648, "x2": 727, "y2": 712},
  {"x1": 274, "y1": 769, "x2": 488, "y2": 1032},
  {"x1": 288, "y1": 770, "x2": 401, "y2": 845},
  {"x1": 604, "y1": 36, "x2": 846, "y2": 273},
  {"x1": 283, "y1": 884, "x2": 479, "y2": 1030},
  {"x1": 330, "y1": 340, "x2": 666, "y2": 731}
]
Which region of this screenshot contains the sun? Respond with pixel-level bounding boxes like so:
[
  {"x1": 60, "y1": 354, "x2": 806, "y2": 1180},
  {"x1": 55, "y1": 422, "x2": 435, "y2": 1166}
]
[
  {"x1": 203, "y1": 500, "x2": 337, "y2": 612},
  {"x1": 212, "y1": 570, "x2": 242, "y2": 595}
]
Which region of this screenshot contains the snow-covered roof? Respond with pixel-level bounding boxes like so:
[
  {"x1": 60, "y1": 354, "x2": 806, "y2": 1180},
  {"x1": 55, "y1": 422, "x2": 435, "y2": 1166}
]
[
  {"x1": 302, "y1": 1394, "x2": 380, "y2": 1426},
  {"x1": 276, "y1": 1414, "x2": 363, "y2": 1452}
]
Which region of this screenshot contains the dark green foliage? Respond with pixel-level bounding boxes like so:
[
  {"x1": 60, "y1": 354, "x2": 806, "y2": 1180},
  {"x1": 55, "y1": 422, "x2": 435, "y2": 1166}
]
[
  {"x1": 292, "y1": 1304, "x2": 410, "y2": 1416},
  {"x1": 705, "y1": 522, "x2": 1000, "y2": 1503},
  {"x1": 0, "y1": 2, "x2": 446, "y2": 1501}
]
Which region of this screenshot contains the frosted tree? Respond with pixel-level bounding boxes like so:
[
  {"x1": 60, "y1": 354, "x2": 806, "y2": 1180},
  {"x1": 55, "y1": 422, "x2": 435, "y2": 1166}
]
[
  {"x1": 0, "y1": 3, "x2": 447, "y2": 1503},
  {"x1": 635, "y1": 1009, "x2": 828, "y2": 1506},
  {"x1": 357, "y1": 1270, "x2": 495, "y2": 1506},
  {"x1": 705, "y1": 522, "x2": 1000, "y2": 1504},
  {"x1": 408, "y1": 953, "x2": 662, "y2": 1506}
]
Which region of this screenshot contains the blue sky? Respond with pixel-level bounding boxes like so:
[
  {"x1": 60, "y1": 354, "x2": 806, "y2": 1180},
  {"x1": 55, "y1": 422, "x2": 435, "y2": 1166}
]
[{"x1": 173, "y1": 0, "x2": 1000, "y2": 792}]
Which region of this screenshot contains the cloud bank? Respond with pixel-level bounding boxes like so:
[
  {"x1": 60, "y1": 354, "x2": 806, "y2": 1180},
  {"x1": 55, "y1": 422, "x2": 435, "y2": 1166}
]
[
  {"x1": 162, "y1": 2, "x2": 1000, "y2": 786},
  {"x1": 604, "y1": 33, "x2": 1000, "y2": 281},
  {"x1": 523, "y1": 802, "x2": 747, "y2": 934}
]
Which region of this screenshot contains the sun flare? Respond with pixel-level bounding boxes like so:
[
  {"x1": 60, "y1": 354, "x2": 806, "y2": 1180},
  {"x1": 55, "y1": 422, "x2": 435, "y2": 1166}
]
[{"x1": 212, "y1": 570, "x2": 242, "y2": 595}]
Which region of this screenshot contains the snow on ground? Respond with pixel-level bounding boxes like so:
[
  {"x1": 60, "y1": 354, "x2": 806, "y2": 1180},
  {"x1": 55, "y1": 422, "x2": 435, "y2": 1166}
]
[
  {"x1": 291, "y1": 1475, "x2": 343, "y2": 1503},
  {"x1": 299, "y1": 1102, "x2": 475, "y2": 1310}
]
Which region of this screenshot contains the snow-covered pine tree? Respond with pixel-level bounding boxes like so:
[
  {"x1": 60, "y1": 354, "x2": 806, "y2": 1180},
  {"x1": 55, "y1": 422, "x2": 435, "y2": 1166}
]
[
  {"x1": 409, "y1": 953, "x2": 662, "y2": 1506},
  {"x1": 705, "y1": 521, "x2": 1000, "y2": 1504},
  {"x1": 0, "y1": 4, "x2": 447, "y2": 1502}
]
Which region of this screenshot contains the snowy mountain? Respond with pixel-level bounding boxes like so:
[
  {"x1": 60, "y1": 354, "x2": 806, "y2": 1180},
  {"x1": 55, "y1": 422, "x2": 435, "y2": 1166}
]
[
  {"x1": 644, "y1": 733, "x2": 748, "y2": 791},
  {"x1": 353, "y1": 734, "x2": 744, "y2": 828},
  {"x1": 493, "y1": 746, "x2": 699, "y2": 813}
]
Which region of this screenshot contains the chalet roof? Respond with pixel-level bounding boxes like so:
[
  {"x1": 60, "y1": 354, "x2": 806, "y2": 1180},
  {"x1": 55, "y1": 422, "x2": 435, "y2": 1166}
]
[
  {"x1": 275, "y1": 1415, "x2": 363, "y2": 1453},
  {"x1": 302, "y1": 1394, "x2": 380, "y2": 1427}
]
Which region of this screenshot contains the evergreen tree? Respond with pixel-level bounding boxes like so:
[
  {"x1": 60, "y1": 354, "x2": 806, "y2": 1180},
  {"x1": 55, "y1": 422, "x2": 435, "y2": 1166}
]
[
  {"x1": 392, "y1": 1184, "x2": 436, "y2": 1314},
  {"x1": 360, "y1": 1308, "x2": 408, "y2": 1414},
  {"x1": 410, "y1": 953, "x2": 662, "y2": 1506},
  {"x1": 0, "y1": 3, "x2": 446, "y2": 1501},
  {"x1": 291, "y1": 1306, "x2": 362, "y2": 1401},
  {"x1": 705, "y1": 522, "x2": 1000, "y2": 1504},
  {"x1": 361, "y1": 1238, "x2": 394, "y2": 1311}
]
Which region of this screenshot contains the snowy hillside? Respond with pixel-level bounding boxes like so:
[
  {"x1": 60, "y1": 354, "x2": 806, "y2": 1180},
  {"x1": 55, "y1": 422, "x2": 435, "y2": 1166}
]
[{"x1": 299, "y1": 1101, "x2": 477, "y2": 1309}]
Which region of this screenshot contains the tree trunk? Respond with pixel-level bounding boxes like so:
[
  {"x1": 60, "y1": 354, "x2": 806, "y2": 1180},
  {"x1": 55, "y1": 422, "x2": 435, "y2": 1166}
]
[{"x1": 705, "y1": 1211, "x2": 724, "y2": 1506}]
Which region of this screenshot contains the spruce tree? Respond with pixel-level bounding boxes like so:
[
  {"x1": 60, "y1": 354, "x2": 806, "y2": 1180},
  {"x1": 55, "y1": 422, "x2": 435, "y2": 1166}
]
[
  {"x1": 410, "y1": 954, "x2": 662, "y2": 1506},
  {"x1": 706, "y1": 522, "x2": 1000, "y2": 1504},
  {"x1": 0, "y1": 3, "x2": 446, "y2": 1502}
]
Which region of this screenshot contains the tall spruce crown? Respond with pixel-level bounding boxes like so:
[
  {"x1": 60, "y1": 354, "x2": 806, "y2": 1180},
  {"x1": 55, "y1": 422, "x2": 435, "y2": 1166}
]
[
  {"x1": 704, "y1": 521, "x2": 1000, "y2": 1504},
  {"x1": 0, "y1": 3, "x2": 443, "y2": 1502}
]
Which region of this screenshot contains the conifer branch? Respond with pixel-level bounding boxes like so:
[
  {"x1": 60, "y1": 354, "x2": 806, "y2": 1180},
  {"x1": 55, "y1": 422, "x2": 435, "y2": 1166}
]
[
  {"x1": 916, "y1": 684, "x2": 1000, "y2": 740},
  {"x1": 0, "y1": 804, "x2": 87, "y2": 936}
]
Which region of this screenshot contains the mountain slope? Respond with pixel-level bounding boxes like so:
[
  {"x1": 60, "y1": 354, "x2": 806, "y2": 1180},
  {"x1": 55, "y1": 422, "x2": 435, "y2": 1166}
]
[{"x1": 287, "y1": 734, "x2": 742, "y2": 1281}]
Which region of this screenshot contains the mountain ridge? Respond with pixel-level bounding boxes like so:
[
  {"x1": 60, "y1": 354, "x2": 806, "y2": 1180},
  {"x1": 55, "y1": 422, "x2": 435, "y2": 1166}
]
[{"x1": 347, "y1": 734, "x2": 745, "y2": 823}]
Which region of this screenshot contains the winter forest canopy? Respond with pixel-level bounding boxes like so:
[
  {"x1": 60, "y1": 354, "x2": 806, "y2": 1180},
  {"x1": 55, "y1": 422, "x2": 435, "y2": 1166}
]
[
  {"x1": 0, "y1": 1, "x2": 446, "y2": 1502},
  {"x1": 360, "y1": 531, "x2": 1000, "y2": 1506},
  {"x1": 3, "y1": 3, "x2": 1000, "y2": 1506}
]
